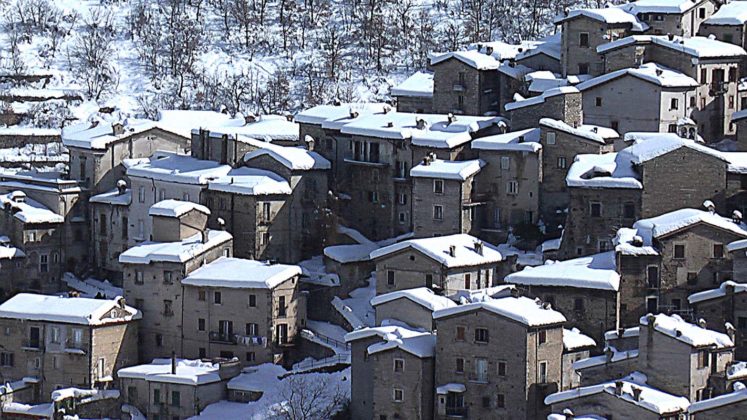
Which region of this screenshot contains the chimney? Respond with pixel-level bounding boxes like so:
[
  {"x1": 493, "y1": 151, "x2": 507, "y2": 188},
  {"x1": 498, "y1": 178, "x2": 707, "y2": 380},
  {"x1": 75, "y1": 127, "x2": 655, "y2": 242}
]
[
  {"x1": 349, "y1": 109, "x2": 359, "y2": 119},
  {"x1": 10, "y1": 191, "x2": 26, "y2": 203},
  {"x1": 112, "y1": 122, "x2": 124, "y2": 136},
  {"x1": 485, "y1": 46, "x2": 494, "y2": 56},
  {"x1": 564, "y1": 7, "x2": 569, "y2": 16},
  {"x1": 655, "y1": 68, "x2": 663, "y2": 77},
  {"x1": 667, "y1": 33, "x2": 674, "y2": 41},
  {"x1": 632, "y1": 235, "x2": 643, "y2": 247},
  {"x1": 447, "y1": 113, "x2": 457, "y2": 124},
  {"x1": 449, "y1": 245, "x2": 456, "y2": 257},
  {"x1": 201, "y1": 229, "x2": 209, "y2": 244},
  {"x1": 562, "y1": 408, "x2": 575, "y2": 420},
  {"x1": 698, "y1": 318, "x2": 707, "y2": 329},
  {"x1": 416, "y1": 118, "x2": 427, "y2": 130},
  {"x1": 304, "y1": 135, "x2": 315, "y2": 151},
  {"x1": 244, "y1": 113, "x2": 257, "y2": 124},
  {"x1": 704, "y1": 200, "x2": 716, "y2": 214},
  {"x1": 632, "y1": 386, "x2": 642, "y2": 401},
  {"x1": 171, "y1": 351, "x2": 177, "y2": 375},
  {"x1": 285, "y1": 114, "x2": 294, "y2": 122},
  {"x1": 591, "y1": 127, "x2": 598, "y2": 133},
  {"x1": 518, "y1": 135, "x2": 525, "y2": 143},
  {"x1": 474, "y1": 241, "x2": 483, "y2": 255},
  {"x1": 333, "y1": 99, "x2": 342, "y2": 106},
  {"x1": 116, "y1": 179, "x2": 127, "y2": 195},
  {"x1": 217, "y1": 217, "x2": 226, "y2": 231},
  {"x1": 422, "y1": 155, "x2": 431, "y2": 166},
  {"x1": 734, "y1": 210, "x2": 743, "y2": 224},
  {"x1": 382, "y1": 105, "x2": 392, "y2": 114},
  {"x1": 605, "y1": 346, "x2": 613, "y2": 363},
  {"x1": 386, "y1": 121, "x2": 394, "y2": 128},
  {"x1": 117, "y1": 296, "x2": 126, "y2": 309},
  {"x1": 727, "y1": 322, "x2": 737, "y2": 342},
  {"x1": 614, "y1": 380, "x2": 623, "y2": 395}
]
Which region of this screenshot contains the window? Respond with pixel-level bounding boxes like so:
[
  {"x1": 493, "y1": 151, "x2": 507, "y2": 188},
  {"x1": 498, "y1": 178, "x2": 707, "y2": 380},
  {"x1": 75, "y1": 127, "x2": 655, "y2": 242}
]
[
  {"x1": 590, "y1": 202, "x2": 602, "y2": 217},
  {"x1": 539, "y1": 361, "x2": 548, "y2": 383},
  {"x1": 557, "y1": 157, "x2": 566, "y2": 169},
  {"x1": 246, "y1": 323, "x2": 258, "y2": 336},
  {"x1": 249, "y1": 294, "x2": 256, "y2": 307},
  {"x1": 138, "y1": 186, "x2": 145, "y2": 203},
  {"x1": 496, "y1": 393, "x2": 505, "y2": 408},
  {"x1": 730, "y1": 95, "x2": 736, "y2": 110},
  {"x1": 39, "y1": 254, "x2": 48, "y2": 273},
  {"x1": 1, "y1": 352, "x2": 14, "y2": 367},
  {"x1": 434, "y1": 179, "x2": 444, "y2": 194},
  {"x1": 214, "y1": 291, "x2": 222, "y2": 304},
  {"x1": 698, "y1": 350, "x2": 709, "y2": 369},
  {"x1": 574, "y1": 298, "x2": 584, "y2": 311},
  {"x1": 595, "y1": 97, "x2": 602, "y2": 107},
  {"x1": 482, "y1": 396, "x2": 491, "y2": 408},
  {"x1": 714, "y1": 244, "x2": 724, "y2": 259},
  {"x1": 497, "y1": 361, "x2": 507, "y2": 376},
  {"x1": 163, "y1": 271, "x2": 173, "y2": 285},
  {"x1": 198, "y1": 290, "x2": 206, "y2": 301},
  {"x1": 122, "y1": 217, "x2": 128, "y2": 239},
  {"x1": 163, "y1": 300, "x2": 173, "y2": 316},
  {"x1": 456, "y1": 326, "x2": 466, "y2": 341},
  {"x1": 155, "y1": 334, "x2": 163, "y2": 347},
  {"x1": 387, "y1": 270, "x2": 395, "y2": 286},
  {"x1": 691, "y1": 96, "x2": 696, "y2": 107},
  {"x1": 99, "y1": 214, "x2": 107, "y2": 235},
  {"x1": 262, "y1": 202, "x2": 271, "y2": 220},
  {"x1": 278, "y1": 296, "x2": 287, "y2": 317},
  {"x1": 647, "y1": 266, "x2": 660, "y2": 288},
  {"x1": 623, "y1": 202, "x2": 636, "y2": 219},
  {"x1": 507, "y1": 181, "x2": 519, "y2": 195},
  {"x1": 474, "y1": 358, "x2": 488, "y2": 382},
  {"x1": 72, "y1": 329, "x2": 83, "y2": 345},
  {"x1": 579, "y1": 32, "x2": 589, "y2": 48},
  {"x1": 539, "y1": 330, "x2": 547, "y2": 344},
  {"x1": 398, "y1": 193, "x2": 407, "y2": 205},
  {"x1": 687, "y1": 272, "x2": 698, "y2": 285},
  {"x1": 674, "y1": 244, "x2": 686, "y2": 259},
  {"x1": 398, "y1": 212, "x2": 406, "y2": 224},
  {"x1": 368, "y1": 191, "x2": 379, "y2": 203},
  {"x1": 137, "y1": 219, "x2": 144, "y2": 239},
  {"x1": 153, "y1": 388, "x2": 161, "y2": 404},
  {"x1": 730, "y1": 67, "x2": 738, "y2": 82},
  {"x1": 701, "y1": 97, "x2": 706, "y2": 109},
  {"x1": 500, "y1": 156, "x2": 510, "y2": 170},
  {"x1": 393, "y1": 358, "x2": 404, "y2": 373},
  {"x1": 246, "y1": 352, "x2": 255, "y2": 362},
  {"x1": 546, "y1": 132, "x2": 556, "y2": 145},
  {"x1": 171, "y1": 391, "x2": 180, "y2": 407},
  {"x1": 198, "y1": 318, "x2": 206, "y2": 331},
  {"x1": 475, "y1": 328, "x2": 489, "y2": 343},
  {"x1": 433, "y1": 205, "x2": 444, "y2": 220},
  {"x1": 464, "y1": 273, "x2": 471, "y2": 289},
  {"x1": 701, "y1": 68, "x2": 708, "y2": 84},
  {"x1": 578, "y1": 63, "x2": 589, "y2": 74},
  {"x1": 456, "y1": 357, "x2": 464, "y2": 373},
  {"x1": 699, "y1": 6, "x2": 706, "y2": 18},
  {"x1": 392, "y1": 388, "x2": 404, "y2": 402},
  {"x1": 50, "y1": 326, "x2": 60, "y2": 343},
  {"x1": 671, "y1": 98, "x2": 679, "y2": 110},
  {"x1": 426, "y1": 274, "x2": 433, "y2": 285},
  {"x1": 159, "y1": 189, "x2": 166, "y2": 202}
]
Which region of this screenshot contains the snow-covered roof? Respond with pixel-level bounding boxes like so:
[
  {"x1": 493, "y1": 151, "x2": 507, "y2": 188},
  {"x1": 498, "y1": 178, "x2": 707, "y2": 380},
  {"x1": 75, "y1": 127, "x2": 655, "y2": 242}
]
[
  {"x1": 605, "y1": 326, "x2": 640, "y2": 341},
  {"x1": 498, "y1": 63, "x2": 534, "y2": 80},
  {"x1": 206, "y1": 167, "x2": 292, "y2": 195},
  {"x1": 149, "y1": 200, "x2": 210, "y2": 218},
  {"x1": 391, "y1": 71, "x2": 434, "y2": 98},
  {"x1": 370, "y1": 287, "x2": 457, "y2": 312},
  {"x1": 540, "y1": 118, "x2": 618, "y2": 144},
  {"x1": 729, "y1": 238, "x2": 747, "y2": 251},
  {"x1": 339, "y1": 112, "x2": 504, "y2": 149},
  {"x1": 200, "y1": 114, "x2": 299, "y2": 143},
  {"x1": 119, "y1": 230, "x2": 232, "y2": 265},
  {"x1": 619, "y1": 133, "x2": 727, "y2": 164},
  {"x1": 573, "y1": 348, "x2": 640, "y2": 370},
  {"x1": 577, "y1": 63, "x2": 698, "y2": 90},
  {"x1": 366, "y1": 331, "x2": 436, "y2": 358},
  {"x1": 126, "y1": 151, "x2": 232, "y2": 185},
  {"x1": 470, "y1": 128, "x2": 542, "y2": 153},
  {"x1": 516, "y1": 33, "x2": 562, "y2": 61},
  {"x1": 688, "y1": 281, "x2": 747, "y2": 304},
  {"x1": 703, "y1": 1, "x2": 747, "y2": 25},
  {"x1": 0, "y1": 240, "x2": 25, "y2": 260},
  {"x1": 641, "y1": 313, "x2": 734, "y2": 348},
  {"x1": 294, "y1": 103, "x2": 390, "y2": 127},
  {"x1": 506, "y1": 251, "x2": 620, "y2": 291},
  {"x1": 0, "y1": 191, "x2": 64, "y2": 224},
  {"x1": 90, "y1": 188, "x2": 131, "y2": 206},
  {"x1": 0, "y1": 293, "x2": 140, "y2": 325},
  {"x1": 545, "y1": 378, "x2": 690, "y2": 415},
  {"x1": 733, "y1": 108, "x2": 747, "y2": 123},
  {"x1": 564, "y1": 327, "x2": 597, "y2": 351},
  {"x1": 370, "y1": 234, "x2": 502, "y2": 268},
  {"x1": 157, "y1": 109, "x2": 234, "y2": 138},
  {"x1": 598, "y1": 35, "x2": 747, "y2": 58},
  {"x1": 61, "y1": 119, "x2": 161, "y2": 150},
  {"x1": 243, "y1": 140, "x2": 330, "y2": 171},
  {"x1": 566, "y1": 152, "x2": 642, "y2": 189},
  {"x1": 436, "y1": 383, "x2": 467, "y2": 394},
  {"x1": 117, "y1": 358, "x2": 223, "y2": 386},
  {"x1": 182, "y1": 257, "x2": 301, "y2": 289},
  {"x1": 721, "y1": 152, "x2": 747, "y2": 174},
  {"x1": 429, "y1": 50, "x2": 501, "y2": 70},
  {"x1": 622, "y1": 0, "x2": 702, "y2": 14},
  {"x1": 323, "y1": 243, "x2": 379, "y2": 263},
  {"x1": 468, "y1": 40, "x2": 539, "y2": 61},
  {"x1": 554, "y1": 7, "x2": 640, "y2": 25},
  {"x1": 633, "y1": 208, "x2": 747, "y2": 243},
  {"x1": 433, "y1": 296, "x2": 567, "y2": 327},
  {"x1": 690, "y1": 382, "x2": 747, "y2": 413},
  {"x1": 410, "y1": 159, "x2": 485, "y2": 181},
  {"x1": 505, "y1": 87, "x2": 580, "y2": 111}
]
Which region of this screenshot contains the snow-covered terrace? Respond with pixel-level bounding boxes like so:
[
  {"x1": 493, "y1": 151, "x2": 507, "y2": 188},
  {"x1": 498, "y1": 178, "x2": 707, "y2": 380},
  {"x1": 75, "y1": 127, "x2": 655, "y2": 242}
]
[
  {"x1": 125, "y1": 151, "x2": 232, "y2": 184},
  {"x1": 390, "y1": 71, "x2": 433, "y2": 98},
  {"x1": 505, "y1": 251, "x2": 620, "y2": 291},
  {"x1": 243, "y1": 139, "x2": 330, "y2": 170},
  {"x1": 149, "y1": 199, "x2": 211, "y2": 218},
  {"x1": 410, "y1": 158, "x2": 485, "y2": 181},
  {"x1": 641, "y1": 313, "x2": 734, "y2": 349},
  {"x1": 433, "y1": 296, "x2": 567, "y2": 327},
  {"x1": 0, "y1": 293, "x2": 140, "y2": 326},
  {"x1": 201, "y1": 114, "x2": 299, "y2": 143},
  {"x1": 703, "y1": 1, "x2": 747, "y2": 25},
  {"x1": 294, "y1": 103, "x2": 390, "y2": 129},
  {"x1": 370, "y1": 287, "x2": 457, "y2": 312},
  {"x1": 118, "y1": 359, "x2": 223, "y2": 386},
  {"x1": 118, "y1": 230, "x2": 232, "y2": 265},
  {"x1": 206, "y1": 167, "x2": 292, "y2": 196},
  {"x1": 369, "y1": 233, "x2": 502, "y2": 268},
  {"x1": 688, "y1": 281, "x2": 747, "y2": 304},
  {"x1": 182, "y1": 257, "x2": 302, "y2": 289},
  {"x1": 0, "y1": 191, "x2": 64, "y2": 224},
  {"x1": 470, "y1": 128, "x2": 542, "y2": 153},
  {"x1": 576, "y1": 62, "x2": 699, "y2": 90},
  {"x1": 597, "y1": 35, "x2": 747, "y2": 58}
]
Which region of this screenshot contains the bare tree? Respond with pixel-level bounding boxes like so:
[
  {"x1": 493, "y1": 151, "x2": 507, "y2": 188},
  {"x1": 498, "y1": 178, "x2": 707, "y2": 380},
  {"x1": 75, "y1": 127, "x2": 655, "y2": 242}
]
[
  {"x1": 272, "y1": 374, "x2": 349, "y2": 420},
  {"x1": 67, "y1": 8, "x2": 117, "y2": 100}
]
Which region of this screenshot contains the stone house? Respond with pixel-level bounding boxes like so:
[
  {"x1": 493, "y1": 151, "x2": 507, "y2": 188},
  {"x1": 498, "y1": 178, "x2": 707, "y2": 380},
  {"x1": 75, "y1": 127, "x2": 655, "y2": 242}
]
[
  {"x1": 732, "y1": 109, "x2": 747, "y2": 151},
  {"x1": 689, "y1": 382, "x2": 747, "y2": 419},
  {"x1": 62, "y1": 117, "x2": 195, "y2": 193},
  {"x1": 430, "y1": 50, "x2": 501, "y2": 116},
  {"x1": 689, "y1": 280, "x2": 747, "y2": 359},
  {"x1": 410, "y1": 157, "x2": 484, "y2": 238},
  {"x1": 506, "y1": 87, "x2": 583, "y2": 131},
  {"x1": 614, "y1": 208, "x2": 747, "y2": 326},
  {"x1": 700, "y1": 1, "x2": 747, "y2": 52},
  {"x1": 432, "y1": 296, "x2": 566, "y2": 419},
  {"x1": 561, "y1": 328, "x2": 597, "y2": 391},
  {"x1": 0, "y1": 294, "x2": 140, "y2": 400},
  {"x1": 554, "y1": 8, "x2": 640, "y2": 77},
  {"x1": 598, "y1": 35, "x2": 746, "y2": 141},
  {"x1": 119, "y1": 205, "x2": 233, "y2": 363},
  {"x1": 89, "y1": 183, "x2": 131, "y2": 282},
  {"x1": 514, "y1": 32, "x2": 562, "y2": 74},
  {"x1": 577, "y1": 62, "x2": 699, "y2": 135},
  {"x1": 345, "y1": 325, "x2": 435, "y2": 420},
  {"x1": 180, "y1": 257, "x2": 305, "y2": 367},
  {"x1": 545, "y1": 376, "x2": 690, "y2": 420},
  {"x1": 118, "y1": 357, "x2": 241, "y2": 420},
  {"x1": 370, "y1": 287, "x2": 456, "y2": 331},
  {"x1": 621, "y1": 0, "x2": 716, "y2": 37},
  {"x1": 470, "y1": 128, "x2": 542, "y2": 244},
  {"x1": 497, "y1": 63, "x2": 533, "y2": 114},
  {"x1": 0, "y1": 237, "x2": 25, "y2": 300},
  {"x1": 391, "y1": 71, "x2": 434, "y2": 113},
  {"x1": 639, "y1": 313, "x2": 735, "y2": 401},
  {"x1": 538, "y1": 118, "x2": 617, "y2": 237},
  {"x1": 505, "y1": 251, "x2": 621, "y2": 342},
  {"x1": 370, "y1": 233, "x2": 507, "y2": 298}
]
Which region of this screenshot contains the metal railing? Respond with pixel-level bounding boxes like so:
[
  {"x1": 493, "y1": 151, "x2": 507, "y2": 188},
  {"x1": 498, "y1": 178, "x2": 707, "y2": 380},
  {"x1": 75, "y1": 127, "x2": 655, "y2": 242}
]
[
  {"x1": 445, "y1": 406, "x2": 468, "y2": 417},
  {"x1": 209, "y1": 331, "x2": 236, "y2": 344}
]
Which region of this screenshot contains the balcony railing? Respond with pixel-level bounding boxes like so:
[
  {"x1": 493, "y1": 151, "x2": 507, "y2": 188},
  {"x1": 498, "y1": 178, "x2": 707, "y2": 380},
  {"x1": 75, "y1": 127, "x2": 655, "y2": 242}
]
[
  {"x1": 710, "y1": 81, "x2": 728, "y2": 96},
  {"x1": 22, "y1": 340, "x2": 42, "y2": 351},
  {"x1": 452, "y1": 84, "x2": 465, "y2": 92},
  {"x1": 209, "y1": 331, "x2": 237, "y2": 344},
  {"x1": 210, "y1": 332, "x2": 268, "y2": 347},
  {"x1": 468, "y1": 373, "x2": 489, "y2": 383},
  {"x1": 446, "y1": 406, "x2": 468, "y2": 417}
]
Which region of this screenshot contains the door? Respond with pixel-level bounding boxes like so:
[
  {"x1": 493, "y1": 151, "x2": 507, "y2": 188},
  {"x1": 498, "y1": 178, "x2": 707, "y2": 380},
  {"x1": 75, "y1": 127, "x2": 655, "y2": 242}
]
[
  {"x1": 219, "y1": 320, "x2": 233, "y2": 341},
  {"x1": 29, "y1": 327, "x2": 40, "y2": 348},
  {"x1": 475, "y1": 358, "x2": 488, "y2": 382}
]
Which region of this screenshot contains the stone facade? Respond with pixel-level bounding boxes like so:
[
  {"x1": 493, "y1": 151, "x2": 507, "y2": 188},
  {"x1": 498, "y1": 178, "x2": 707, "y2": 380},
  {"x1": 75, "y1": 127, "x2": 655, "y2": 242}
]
[
  {"x1": 631, "y1": 0, "x2": 716, "y2": 37},
  {"x1": 411, "y1": 171, "x2": 479, "y2": 238},
  {"x1": 371, "y1": 347, "x2": 435, "y2": 420},
  {"x1": 558, "y1": 15, "x2": 631, "y2": 76},
  {"x1": 690, "y1": 282, "x2": 747, "y2": 359},
  {"x1": 509, "y1": 90, "x2": 583, "y2": 131},
  {"x1": 431, "y1": 58, "x2": 500, "y2": 116}
]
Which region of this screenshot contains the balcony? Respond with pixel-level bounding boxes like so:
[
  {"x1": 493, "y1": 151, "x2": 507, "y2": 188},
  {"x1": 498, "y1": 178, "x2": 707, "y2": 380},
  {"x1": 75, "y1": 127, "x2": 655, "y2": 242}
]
[
  {"x1": 710, "y1": 81, "x2": 728, "y2": 96},
  {"x1": 467, "y1": 373, "x2": 489, "y2": 383},
  {"x1": 452, "y1": 84, "x2": 465, "y2": 92},
  {"x1": 209, "y1": 331, "x2": 237, "y2": 344},
  {"x1": 446, "y1": 406, "x2": 468, "y2": 417},
  {"x1": 64, "y1": 339, "x2": 86, "y2": 355},
  {"x1": 21, "y1": 340, "x2": 42, "y2": 351}
]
